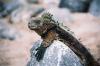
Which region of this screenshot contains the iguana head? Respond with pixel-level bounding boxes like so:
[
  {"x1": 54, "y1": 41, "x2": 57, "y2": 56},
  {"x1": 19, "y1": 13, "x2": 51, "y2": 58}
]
[
  {"x1": 28, "y1": 13, "x2": 55, "y2": 30},
  {"x1": 28, "y1": 13, "x2": 56, "y2": 35},
  {"x1": 28, "y1": 18, "x2": 42, "y2": 30}
]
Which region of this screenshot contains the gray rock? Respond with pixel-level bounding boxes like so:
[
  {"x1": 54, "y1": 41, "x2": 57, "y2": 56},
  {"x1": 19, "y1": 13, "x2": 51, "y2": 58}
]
[
  {"x1": 59, "y1": 0, "x2": 92, "y2": 12},
  {"x1": 0, "y1": 1, "x2": 8, "y2": 17},
  {"x1": 0, "y1": 0, "x2": 29, "y2": 17},
  {"x1": 0, "y1": 1, "x2": 5, "y2": 12},
  {"x1": 0, "y1": 21, "x2": 21, "y2": 40},
  {"x1": 27, "y1": 40, "x2": 83, "y2": 66},
  {"x1": 4, "y1": 0, "x2": 22, "y2": 12},
  {"x1": 89, "y1": 0, "x2": 100, "y2": 17}
]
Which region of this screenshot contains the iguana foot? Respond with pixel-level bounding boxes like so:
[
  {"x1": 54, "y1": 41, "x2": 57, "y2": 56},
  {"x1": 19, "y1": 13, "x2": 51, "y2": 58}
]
[{"x1": 35, "y1": 44, "x2": 47, "y2": 61}]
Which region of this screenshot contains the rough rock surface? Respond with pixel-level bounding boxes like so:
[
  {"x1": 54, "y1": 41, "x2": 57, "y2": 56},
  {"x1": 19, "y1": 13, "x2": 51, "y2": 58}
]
[
  {"x1": 89, "y1": 0, "x2": 100, "y2": 17},
  {"x1": 27, "y1": 40, "x2": 83, "y2": 66}
]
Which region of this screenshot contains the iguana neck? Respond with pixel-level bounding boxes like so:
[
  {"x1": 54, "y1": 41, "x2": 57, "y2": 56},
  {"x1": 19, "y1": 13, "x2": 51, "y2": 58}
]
[{"x1": 34, "y1": 23, "x2": 57, "y2": 38}]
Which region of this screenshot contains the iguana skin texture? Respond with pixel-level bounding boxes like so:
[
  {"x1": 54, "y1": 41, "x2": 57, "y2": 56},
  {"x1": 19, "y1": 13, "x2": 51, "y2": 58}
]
[{"x1": 28, "y1": 13, "x2": 100, "y2": 66}]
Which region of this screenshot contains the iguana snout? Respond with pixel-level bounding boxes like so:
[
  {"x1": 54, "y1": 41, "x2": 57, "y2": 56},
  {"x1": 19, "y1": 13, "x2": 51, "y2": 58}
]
[{"x1": 28, "y1": 18, "x2": 43, "y2": 30}]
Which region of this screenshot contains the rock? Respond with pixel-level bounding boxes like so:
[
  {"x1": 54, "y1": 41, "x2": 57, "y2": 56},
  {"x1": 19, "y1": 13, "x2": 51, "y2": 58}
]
[
  {"x1": 89, "y1": 0, "x2": 100, "y2": 17},
  {"x1": 59, "y1": 0, "x2": 92, "y2": 12},
  {"x1": 27, "y1": 40, "x2": 83, "y2": 66},
  {"x1": 4, "y1": 0, "x2": 22, "y2": 12},
  {"x1": 0, "y1": 1, "x2": 5, "y2": 12},
  {"x1": 10, "y1": 5, "x2": 44, "y2": 23},
  {"x1": 0, "y1": 1, "x2": 8, "y2": 17},
  {"x1": 0, "y1": 21, "x2": 21, "y2": 40}
]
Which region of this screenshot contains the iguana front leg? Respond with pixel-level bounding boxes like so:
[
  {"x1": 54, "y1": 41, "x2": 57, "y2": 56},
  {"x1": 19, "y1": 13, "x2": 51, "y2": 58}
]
[{"x1": 35, "y1": 30, "x2": 58, "y2": 61}]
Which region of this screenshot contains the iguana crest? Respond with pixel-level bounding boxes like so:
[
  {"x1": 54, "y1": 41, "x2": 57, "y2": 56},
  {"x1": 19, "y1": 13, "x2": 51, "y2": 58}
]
[{"x1": 28, "y1": 12, "x2": 73, "y2": 35}]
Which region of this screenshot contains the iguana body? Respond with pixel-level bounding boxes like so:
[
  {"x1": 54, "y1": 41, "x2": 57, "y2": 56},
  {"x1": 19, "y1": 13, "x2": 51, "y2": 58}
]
[{"x1": 28, "y1": 13, "x2": 100, "y2": 66}]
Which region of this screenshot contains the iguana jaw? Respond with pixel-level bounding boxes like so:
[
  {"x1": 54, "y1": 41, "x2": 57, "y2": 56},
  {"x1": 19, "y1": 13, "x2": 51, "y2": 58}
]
[
  {"x1": 28, "y1": 18, "x2": 43, "y2": 29},
  {"x1": 28, "y1": 21, "x2": 43, "y2": 36}
]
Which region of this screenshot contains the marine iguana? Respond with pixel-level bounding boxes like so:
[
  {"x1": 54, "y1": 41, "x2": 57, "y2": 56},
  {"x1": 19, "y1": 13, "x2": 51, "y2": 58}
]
[{"x1": 28, "y1": 13, "x2": 100, "y2": 66}]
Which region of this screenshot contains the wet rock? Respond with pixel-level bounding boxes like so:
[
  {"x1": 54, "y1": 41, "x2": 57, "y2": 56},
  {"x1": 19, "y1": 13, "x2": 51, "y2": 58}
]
[
  {"x1": 59, "y1": 0, "x2": 92, "y2": 12},
  {"x1": 89, "y1": 0, "x2": 100, "y2": 17},
  {"x1": 27, "y1": 40, "x2": 83, "y2": 66},
  {"x1": 10, "y1": 5, "x2": 44, "y2": 23},
  {"x1": 0, "y1": 21, "x2": 21, "y2": 40}
]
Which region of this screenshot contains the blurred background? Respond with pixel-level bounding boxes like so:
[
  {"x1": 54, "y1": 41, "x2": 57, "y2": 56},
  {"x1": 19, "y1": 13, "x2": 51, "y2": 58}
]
[{"x1": 0, "y1": 0, "x2": 100, "y2": 66}]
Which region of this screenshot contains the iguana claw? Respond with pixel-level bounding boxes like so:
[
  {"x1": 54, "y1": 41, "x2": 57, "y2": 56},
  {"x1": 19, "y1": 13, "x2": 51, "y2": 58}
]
[{"x1": 35, "y1": 44, "x2": 47, "y2": 61}]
